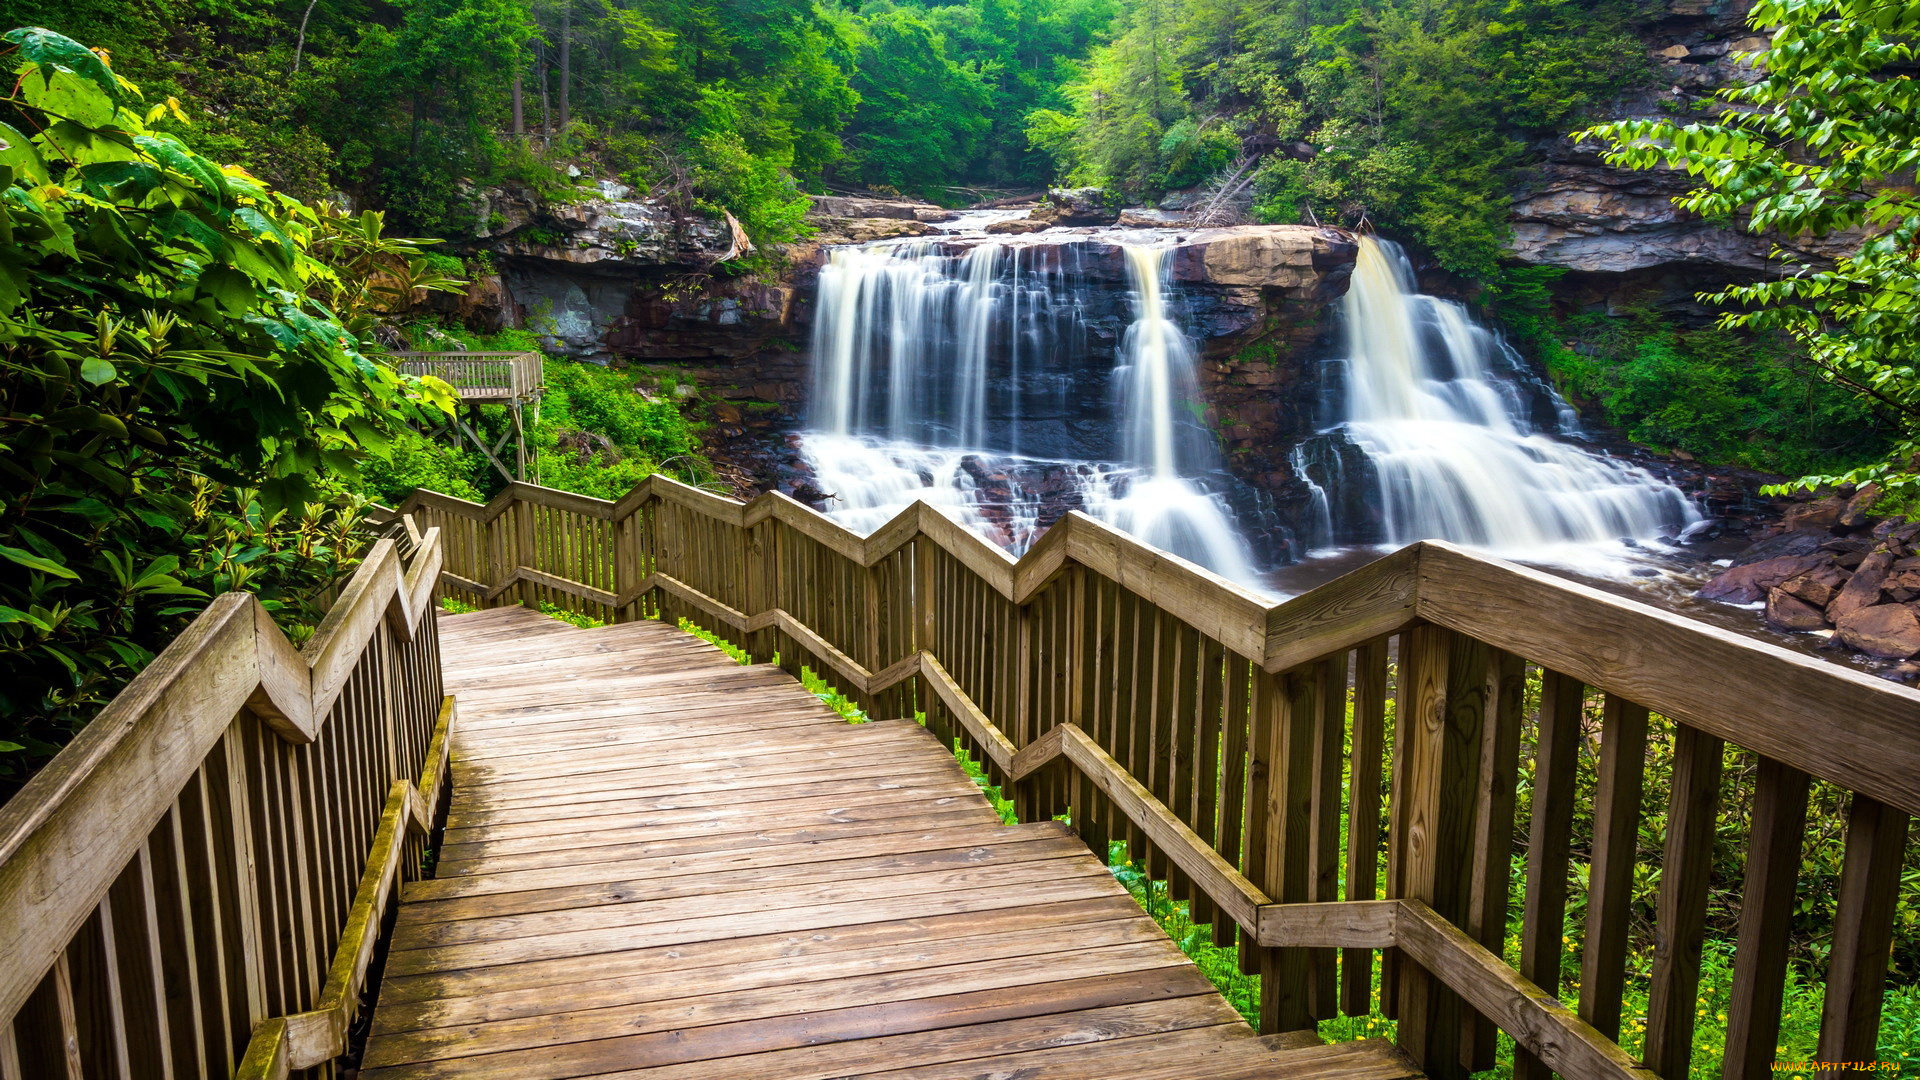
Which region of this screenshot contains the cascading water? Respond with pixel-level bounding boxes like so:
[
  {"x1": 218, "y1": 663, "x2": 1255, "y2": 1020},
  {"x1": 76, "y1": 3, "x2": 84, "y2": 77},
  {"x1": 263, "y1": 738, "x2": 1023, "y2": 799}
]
[
  {"x1": 1297, "y1": 237, "x2": 1697, "y2": 560},
  {"x1": 1094, "y1": 247, "x2": 1255, "y2": 580},
  {"x1": 800, "y1": 220, "x2": 1255, "y2": 580}
]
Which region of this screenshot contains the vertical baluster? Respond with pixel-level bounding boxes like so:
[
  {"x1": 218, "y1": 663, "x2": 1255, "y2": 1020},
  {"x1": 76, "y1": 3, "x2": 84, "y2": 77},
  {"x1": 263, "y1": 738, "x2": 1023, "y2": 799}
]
[
  {"x1": 1514, "y1": 669, "x2": 1583, "y2": 1080},
  {"x1": 1241, "y1": 667, "x2": 1279, "y2": 985},
  {"x1": 1115, "y1": 591, "x2": 1142, "y2": 859},
  {"x1": 1190, "y1": 635, "x2": 1225, "y2": 933},
  {"x1": 1579, "y1": 694, "x2": 1651, "y2": 1043},
  {"x1": 1644, "y1": 723, "x2": 1725, "y2": 1078},
  {"x1": 15, "y1": 955, "x2": 82, "y2": 1079},
  {"x1": 105, "y1": 844, "x2": 172, "y2": 1080},
  {"x1": 1307, "y1": 654, "x2": 1346, "y2": 1020},
  {"x1": 1344, "y1": 637, "x2": 1388, "y2": 1015},
  {"x1": 1169, "y1": 622, "x2": 1200, "y2": 906},
  {"x1": 1461, "y1": 650, "x2": 1525, "y2": 1069},
  {"x1": 1381, "y1": 631, "x2": 1410, "y2": 1020},
  {"x1": 1146, "y1": 610, "x2": 1179, "y2": 884},
  {"x1": 1723, "y1": 757, "x2": 1811, "y2": 1080},
  {"x1": 1266, "y1": 666, "x2": 1317, "y2": 1033},
  {"x1": 213, "y1": 728, "x2": 266, "y2": 1065},
  {"x1": 1393, "y1": 627, "x2": 1483, "y2": 1079},
  {"x1": 69, "y1": 901, "x2": 132, "y2": 1079},
  {"x1": 147, "y1": 804, "x2": 208, "y2": 1076},
  {"x1": 1818, "y1": 794, "x2": 1911, "y2": 1063},
  {"x1": 1218, "y1": 652, "x2": 1251, "y2": 945}
]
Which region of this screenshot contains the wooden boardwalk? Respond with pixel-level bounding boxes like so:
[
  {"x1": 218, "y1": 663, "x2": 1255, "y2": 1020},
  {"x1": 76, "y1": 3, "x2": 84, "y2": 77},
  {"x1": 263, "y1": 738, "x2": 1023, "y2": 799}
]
[{"x1": 358, "y1": 607, "x2": 1417, "y2": 1079}]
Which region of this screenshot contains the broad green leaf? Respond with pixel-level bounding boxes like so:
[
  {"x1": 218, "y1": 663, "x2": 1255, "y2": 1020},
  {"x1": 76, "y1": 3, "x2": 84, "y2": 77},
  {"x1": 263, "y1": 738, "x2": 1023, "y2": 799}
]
[
  {"x1": 0, "y1": 607, "x2": 52, "y2": 632},
  {"x1": 79, "y1": 356, "x2": 116, "y2": 385},
  {"x1": 3, "y1": 28, "x2": 123, "y2": 102},
  {"x1": 0, "y1": 544, "x2": 78, "y2": 579}
]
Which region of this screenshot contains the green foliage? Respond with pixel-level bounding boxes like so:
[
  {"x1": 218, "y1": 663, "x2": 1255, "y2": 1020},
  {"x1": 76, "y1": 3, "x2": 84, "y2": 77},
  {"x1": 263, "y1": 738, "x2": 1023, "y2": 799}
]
[
  {"x1": 1488, "y1": 274, "x2": 1892, "y2": 477},
  {"x1": 1040, "y1": 0, "x2": 1647, "y2": 275},
  {"x1": 537, "y1": 601, "x2": 602, "y2": 628},
  {"x1": 359, "y1": 429, "x2": 486, "y2": 505},
  {"x1": 837, "y1": 9, "x2": 992, "y2": 196},
  {"x1": 0, "y1": 30, "x2": 454, "y2": 788},
  {"x1": 1581, "y1": 0, "x2": 1920, "y2": 499},
  {"x1": 676, "y1": 617, "x2": 752, "y2": 664}
]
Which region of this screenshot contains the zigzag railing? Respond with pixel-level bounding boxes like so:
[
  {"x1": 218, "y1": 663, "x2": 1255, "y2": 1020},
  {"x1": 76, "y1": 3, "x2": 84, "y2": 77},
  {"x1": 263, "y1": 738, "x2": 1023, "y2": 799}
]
[
  {"x1": 0, "y1": 521, "x2": 452, "y2": 1079},
  {"x1": 398, "y1": 477, "x2": 1920, "y2": 1080}
]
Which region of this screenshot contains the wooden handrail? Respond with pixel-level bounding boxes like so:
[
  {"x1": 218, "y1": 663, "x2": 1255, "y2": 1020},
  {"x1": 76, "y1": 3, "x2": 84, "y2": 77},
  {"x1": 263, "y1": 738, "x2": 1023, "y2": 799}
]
[
  {"x1": 401, "y1": 477, "x2": 1920, "y2": 816},
  {"x1": 0, "y1": 524, "x2": 451, "y2": 1076},
  {"x1": 401, "y1": 475, "x2": 1920, "y2": 1078}
]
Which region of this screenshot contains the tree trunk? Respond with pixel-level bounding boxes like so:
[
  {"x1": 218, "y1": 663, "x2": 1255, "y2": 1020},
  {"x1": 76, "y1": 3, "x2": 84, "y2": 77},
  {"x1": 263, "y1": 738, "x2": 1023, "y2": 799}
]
[
  {"x1": 292, "y1": 0, "x2": 318, "y2": 73},
  {"x1": 512, "y1": 69, "x2": 525, "y2": 138},
  {"x1": 538, "y1": 59, "x2": 552, "y2": 145},
  {"x1": 557, "y1": 0, "x2": 571, "y2": 138}
]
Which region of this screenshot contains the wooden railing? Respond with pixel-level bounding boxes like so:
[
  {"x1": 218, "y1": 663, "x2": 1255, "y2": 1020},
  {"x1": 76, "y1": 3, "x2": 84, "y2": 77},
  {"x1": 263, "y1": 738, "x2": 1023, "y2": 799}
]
[
  {"x1": 0, "y1": 521, "x2": 451, "y2": 1079},
  {"x1": 392, "y1": 351, "x2": 542, "y2": 402},
  {"x1": 401, "y1": 476, "x2": 1919, "y2": 1080}
]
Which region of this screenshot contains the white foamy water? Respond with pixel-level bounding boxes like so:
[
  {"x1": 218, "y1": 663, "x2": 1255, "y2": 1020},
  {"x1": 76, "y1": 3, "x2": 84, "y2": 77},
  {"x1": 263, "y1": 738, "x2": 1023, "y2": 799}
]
[
  {"x1": 803, "y1": 222, "x2": 1256, "y2": 581},
  {"x1": 1302, "y1": 237, "x2": 1697, "y2": 572}
]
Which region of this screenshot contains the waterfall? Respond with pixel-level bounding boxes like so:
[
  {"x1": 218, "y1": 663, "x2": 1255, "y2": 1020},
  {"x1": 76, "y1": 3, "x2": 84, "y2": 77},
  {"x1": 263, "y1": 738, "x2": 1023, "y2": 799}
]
[
  {"x1": 1102, "y1": 246, "x2": 1255, "y2": 580},
  {"x1": 1304, "y1": 237, "x2": 1697, "y2": 554},
  {"x1": 800, "y1": 227, "x2": 1255, "y2": 581}
]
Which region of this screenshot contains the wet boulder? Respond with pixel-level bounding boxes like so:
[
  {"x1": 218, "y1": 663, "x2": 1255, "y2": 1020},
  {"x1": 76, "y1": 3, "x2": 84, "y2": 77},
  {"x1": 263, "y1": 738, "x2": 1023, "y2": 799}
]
[
  {"x1": 1835, "y1": 602, "x2": 1920, "y2": 659},
  {"x1": 1829, "y1": 550, "x2": 1896, "y2": 623},
  {"x1": 1697, "y1": 554, "x2": 1825, "y2": 603},
  {"x1": 1764, "y1": 589, "x2": 1829, "y2": 631}
]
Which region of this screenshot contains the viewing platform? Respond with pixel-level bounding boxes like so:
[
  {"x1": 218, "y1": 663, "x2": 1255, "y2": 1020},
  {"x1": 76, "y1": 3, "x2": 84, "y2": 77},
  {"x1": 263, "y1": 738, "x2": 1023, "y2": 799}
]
[
  {"x1": 392, "y1": 351, "x2": 544, "y2": 483},
  {"x1": 393, "y1": 352, "x2": 544, "y2": 405}
]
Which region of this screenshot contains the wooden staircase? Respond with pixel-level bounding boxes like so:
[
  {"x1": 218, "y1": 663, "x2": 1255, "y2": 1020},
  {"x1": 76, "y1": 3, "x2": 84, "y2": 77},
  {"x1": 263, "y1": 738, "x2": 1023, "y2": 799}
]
[{"x1": 357, "y1": 606, "x2": 1420, "y2": 1079}]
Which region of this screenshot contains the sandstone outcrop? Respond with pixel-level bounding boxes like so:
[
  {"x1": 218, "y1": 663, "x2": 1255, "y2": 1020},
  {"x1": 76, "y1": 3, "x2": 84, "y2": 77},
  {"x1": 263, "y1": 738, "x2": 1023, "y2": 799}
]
[
  {"x1": 1504, "y1": 0, "x2": 1859, "y2": 310},
  {"x1": 473, "y1": 180, "x2": 751, "y2": 270},
  {"x1": 1032, "y1": 188, "x2": 1120, "y2": 227}
]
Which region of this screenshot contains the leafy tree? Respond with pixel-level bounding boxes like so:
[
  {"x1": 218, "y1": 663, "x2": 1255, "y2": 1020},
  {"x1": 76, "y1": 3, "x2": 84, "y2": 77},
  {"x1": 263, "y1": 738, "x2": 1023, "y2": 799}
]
[
  {"x1": 0, "y1": 29, "x2": 456, "y2": 785},
  {"x1": 840, "y1": 9, "x2": 992, "y2": 193},
  {"x1": 1036, "y1": 0, "x2": 1645, "y2": 275},
  {"x1": 1582, "y1": 0, "x2": 1920, "y2": 497}
]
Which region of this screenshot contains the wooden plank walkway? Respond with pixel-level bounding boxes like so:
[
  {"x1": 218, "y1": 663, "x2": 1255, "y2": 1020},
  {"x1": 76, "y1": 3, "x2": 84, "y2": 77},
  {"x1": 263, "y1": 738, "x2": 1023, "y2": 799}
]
[{"x1": 359, "y1": 607, "x2": 1419, "y2": 1079}]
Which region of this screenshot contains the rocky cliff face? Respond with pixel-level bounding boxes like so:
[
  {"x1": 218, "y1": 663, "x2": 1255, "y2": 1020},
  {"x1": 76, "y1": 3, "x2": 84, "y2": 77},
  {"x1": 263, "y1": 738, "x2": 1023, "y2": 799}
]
[
  {"x1": 439, "y1": 186, "x2": 1362, "y2": 493},
  {"x1": 1507, "y1": 0, "x2": 1856, "y2": 312}
]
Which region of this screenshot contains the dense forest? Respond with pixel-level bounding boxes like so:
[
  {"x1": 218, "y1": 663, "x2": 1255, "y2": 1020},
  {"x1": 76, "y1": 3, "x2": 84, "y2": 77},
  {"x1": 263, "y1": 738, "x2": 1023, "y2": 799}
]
[{"x1": 2, "y1": 0, "x2": 1646, "y2": 268}]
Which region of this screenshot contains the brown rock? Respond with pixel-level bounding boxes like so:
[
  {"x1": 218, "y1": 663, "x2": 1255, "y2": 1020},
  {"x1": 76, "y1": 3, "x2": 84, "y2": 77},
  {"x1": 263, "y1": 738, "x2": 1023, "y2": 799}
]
[
  {"x1": 1839, "y1": 482, "x2": 1883, "y2": 529},
  {"x1": 1777, "y1": 562, "x2": 1850, "y2": 608},
  {"x1": 1697, "y1": 555, "x2": 1826, "y2": 603},
  {"x1": 1780, "y1": 495, "x2": 1846, "y2": 532},
  {"x1": 1879, "y1": 660, "x2": 1920, "y2": 684},
  {"x1": 1835, "y1": 602, "x2": 1920, "y2": 658},
  {"x1": 1765, "y1": 589, "x2": 1829, "y2": 631},
  {"x1": 984, "y1": 218, "x2": 1051, "y2": 235},
  {"x1": 1830, "y1": 550, "x2": 1895, "y2": 622}
]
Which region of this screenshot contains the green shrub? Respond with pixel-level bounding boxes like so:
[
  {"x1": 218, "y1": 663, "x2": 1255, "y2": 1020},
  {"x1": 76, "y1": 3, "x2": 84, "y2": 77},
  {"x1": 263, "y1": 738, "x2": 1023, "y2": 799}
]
[
  {"x1": 1504, "y1": 293, "x2": 1894, "y2": 479},
  {"x1": 0, "y1": 30, "x2": 451, "y2": 791},
  {"x1": 359, "y1": 429, "x2": 485, "y2": 505}
]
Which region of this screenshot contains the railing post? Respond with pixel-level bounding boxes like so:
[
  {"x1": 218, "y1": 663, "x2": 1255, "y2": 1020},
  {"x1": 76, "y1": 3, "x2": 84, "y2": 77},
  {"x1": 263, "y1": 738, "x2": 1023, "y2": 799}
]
[
  {"x1": 1392, "y1": 624, "x2": 1483, "y2": 1080},
  {"x1": 513, "y1": 493, "x2": 536, "y2": 610}
]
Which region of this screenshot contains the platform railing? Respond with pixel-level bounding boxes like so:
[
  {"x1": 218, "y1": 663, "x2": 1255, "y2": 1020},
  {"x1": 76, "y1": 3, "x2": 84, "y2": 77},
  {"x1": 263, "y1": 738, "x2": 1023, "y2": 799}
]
[
  {"x1": 0, "y1": 521, "x2": 450, "y2": 1080},
  {"x1": 391, "y1": 351, "x2": 541, "y2": 402},
  {"x1": 407, "y1": 475, "x2": 1916, "y2": 1079}
]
